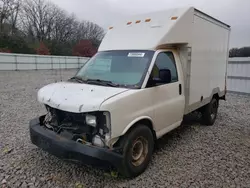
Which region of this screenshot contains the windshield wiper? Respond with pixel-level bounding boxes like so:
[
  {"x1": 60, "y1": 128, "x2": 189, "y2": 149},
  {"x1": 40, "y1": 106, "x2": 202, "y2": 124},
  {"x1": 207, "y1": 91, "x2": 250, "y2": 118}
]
[
  {"x1": 68, "y1": 76, "x2": 86, "y2": 83},
  {"x1": 86, "y1": 79, "x2": 120, "y2": 87}
]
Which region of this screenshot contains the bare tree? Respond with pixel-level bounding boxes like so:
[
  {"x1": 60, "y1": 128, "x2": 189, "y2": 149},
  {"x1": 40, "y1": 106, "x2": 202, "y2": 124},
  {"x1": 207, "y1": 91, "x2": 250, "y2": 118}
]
[
  {"x1": 74, "y1": 20, "x2": 104, "y2": 47},
  {"x1": 0, "y1": 0, "x2": 21, "y2": 34},
  {"x1": 1, "y1": 0, "x2": 105, "y2": 55},
  {"x1": 21, "y1": 0, "x2": 59, "y2": 41},
  {"x1": 52, "y1": 10, "x2": 77, "y2": 42}
]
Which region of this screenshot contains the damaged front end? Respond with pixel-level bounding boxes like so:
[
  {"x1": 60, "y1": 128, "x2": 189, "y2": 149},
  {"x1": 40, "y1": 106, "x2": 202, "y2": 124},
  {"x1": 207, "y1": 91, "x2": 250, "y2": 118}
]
[
  {"x1": 43, "y1": 105, "x2": 111, "y2": 148},
  {"x1": 29, "y1": 106, "x2": 123, "y2": 169}
]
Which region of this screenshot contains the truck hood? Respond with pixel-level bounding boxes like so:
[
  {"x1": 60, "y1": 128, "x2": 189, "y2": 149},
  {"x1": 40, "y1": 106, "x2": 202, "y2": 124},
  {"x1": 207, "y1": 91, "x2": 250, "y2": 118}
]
[{"x1": 37, "y1": 82, "x2": 129, "y2": 113}]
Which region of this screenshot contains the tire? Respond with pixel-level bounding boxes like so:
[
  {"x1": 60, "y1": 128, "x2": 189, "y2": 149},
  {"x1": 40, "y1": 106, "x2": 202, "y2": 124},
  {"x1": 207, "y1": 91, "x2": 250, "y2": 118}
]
[
  {"x1": 119, "y1": 124, "x2": 154, "y2": 178},
  {"x1": 201, "y1": 98, "x2": 219, "y2": 125}
]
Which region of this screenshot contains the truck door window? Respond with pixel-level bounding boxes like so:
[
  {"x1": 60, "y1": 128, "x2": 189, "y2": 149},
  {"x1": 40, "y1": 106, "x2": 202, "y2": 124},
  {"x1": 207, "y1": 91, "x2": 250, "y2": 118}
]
[{"x1": 149, "y1": 52, "x2": 178, "y2": 86}]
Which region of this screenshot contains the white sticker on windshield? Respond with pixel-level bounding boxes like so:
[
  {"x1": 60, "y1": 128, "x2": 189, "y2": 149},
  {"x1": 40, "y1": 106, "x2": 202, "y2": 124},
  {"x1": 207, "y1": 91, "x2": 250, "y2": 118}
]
[{"x1": 128, "y1": 53, "x2": 145, "y2": 57}]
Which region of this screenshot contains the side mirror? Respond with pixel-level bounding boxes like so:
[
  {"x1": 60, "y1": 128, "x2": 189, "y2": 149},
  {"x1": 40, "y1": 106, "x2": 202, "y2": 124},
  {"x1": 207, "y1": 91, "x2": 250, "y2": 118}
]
[
  {"x1": 159, "y1": 69, "x2": 171, "y2": 83},
  {"x1": 152, "y1": 69, "x2": 172, "y2": 84}
]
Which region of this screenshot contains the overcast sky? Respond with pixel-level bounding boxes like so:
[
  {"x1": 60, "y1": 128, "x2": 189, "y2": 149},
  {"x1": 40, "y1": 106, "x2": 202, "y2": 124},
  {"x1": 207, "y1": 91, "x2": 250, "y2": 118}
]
[{"x1": 51, "y1": 0, "x2": 250, "y2": 48}]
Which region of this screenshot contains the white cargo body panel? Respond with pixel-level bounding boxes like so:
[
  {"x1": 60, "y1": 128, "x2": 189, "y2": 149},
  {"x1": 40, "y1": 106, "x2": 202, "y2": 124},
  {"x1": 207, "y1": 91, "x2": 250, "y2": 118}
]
[
  {"x1": 186, "y1": 10, "x2": 230, "y2": 113},
  {"x1": 99, "y1": 7, "x2": 194, "y2": 51},
  {"x1": 99, "y1": 7, "x2": 230, "y2": 114}
]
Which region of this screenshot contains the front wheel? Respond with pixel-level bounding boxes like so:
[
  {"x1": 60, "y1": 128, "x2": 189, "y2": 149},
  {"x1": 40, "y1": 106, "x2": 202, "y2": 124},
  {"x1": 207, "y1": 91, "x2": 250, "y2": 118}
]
[
  {"x1": 201, "y1": 98, "x2": 219, "y2": 125},
  {"x1": 119, "y1": 125, "x2": 154, "y2": 178}
]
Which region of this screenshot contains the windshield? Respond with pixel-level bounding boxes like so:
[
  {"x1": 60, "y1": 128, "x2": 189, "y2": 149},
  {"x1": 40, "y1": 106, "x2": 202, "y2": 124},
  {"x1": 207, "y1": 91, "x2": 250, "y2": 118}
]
[{"x1": 75, "y1": 50, "x2": 154, "y2": 88}]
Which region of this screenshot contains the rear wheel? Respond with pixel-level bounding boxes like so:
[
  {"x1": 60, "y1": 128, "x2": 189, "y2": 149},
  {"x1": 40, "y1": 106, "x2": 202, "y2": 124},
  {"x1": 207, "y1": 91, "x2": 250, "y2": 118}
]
[
  {"x1": 119, "y1": 125, "x2": 154, "y2": 178},
  {"x1": 201, "y1": 98, "x2": 219, "y2": 125}
]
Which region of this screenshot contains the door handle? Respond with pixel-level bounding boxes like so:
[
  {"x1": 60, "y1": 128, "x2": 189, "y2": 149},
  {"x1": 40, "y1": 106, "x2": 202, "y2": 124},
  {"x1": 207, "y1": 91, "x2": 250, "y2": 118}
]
[{"x1": 179, "y1": 84, "x2": 182, "y2": 95}]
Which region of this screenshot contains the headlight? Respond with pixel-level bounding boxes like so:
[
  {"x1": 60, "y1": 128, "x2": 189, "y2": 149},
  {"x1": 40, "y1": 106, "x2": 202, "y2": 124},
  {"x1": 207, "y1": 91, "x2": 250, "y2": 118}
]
[{"x1": 85, "y1": 114, "x2": 97, "y2": 127}]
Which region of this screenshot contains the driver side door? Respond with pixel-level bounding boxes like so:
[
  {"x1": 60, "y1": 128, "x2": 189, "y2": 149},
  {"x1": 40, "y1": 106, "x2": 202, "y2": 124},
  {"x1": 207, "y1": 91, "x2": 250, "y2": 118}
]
[{"x1": 147, "y1": 51, "x2": 185, "y2": 138}]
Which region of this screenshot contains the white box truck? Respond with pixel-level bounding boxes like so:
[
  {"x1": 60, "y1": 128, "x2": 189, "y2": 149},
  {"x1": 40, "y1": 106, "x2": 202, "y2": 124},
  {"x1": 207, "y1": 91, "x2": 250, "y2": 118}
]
[{"x1": 29, "y1": 7, "x2": 230, "y2": 177}]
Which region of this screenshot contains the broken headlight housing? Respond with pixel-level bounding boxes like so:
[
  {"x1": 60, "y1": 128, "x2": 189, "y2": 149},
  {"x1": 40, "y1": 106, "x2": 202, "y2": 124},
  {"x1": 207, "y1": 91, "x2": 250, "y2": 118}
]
[
  {"x1": 91, "y1": 111, "x2": 111, "y2": 147},
  {"x1": 43, "y1": 105, "x2": 111, "y2": 147},
  {"x1": 85, "y1": 114, "x2": 97, "y2": 127}
]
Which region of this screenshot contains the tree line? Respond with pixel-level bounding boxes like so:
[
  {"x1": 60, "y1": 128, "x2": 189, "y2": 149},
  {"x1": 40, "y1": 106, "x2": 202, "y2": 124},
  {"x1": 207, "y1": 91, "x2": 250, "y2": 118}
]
[
  {"x1": 1, "y1": 0, "x2": 249, "y2": 58},
  {"x1": 229, "y1": 47, "x2": 250, "y2": 58},
  {"x1": 0, "y1": 0, "x2": 105, "y2": 56}
]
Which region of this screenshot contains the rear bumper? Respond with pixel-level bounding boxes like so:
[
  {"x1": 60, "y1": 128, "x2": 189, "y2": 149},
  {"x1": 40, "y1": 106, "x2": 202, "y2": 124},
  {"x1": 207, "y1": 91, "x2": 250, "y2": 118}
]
[{"x1": 29, "y1": 117, "x2": 123, "y2": 168}]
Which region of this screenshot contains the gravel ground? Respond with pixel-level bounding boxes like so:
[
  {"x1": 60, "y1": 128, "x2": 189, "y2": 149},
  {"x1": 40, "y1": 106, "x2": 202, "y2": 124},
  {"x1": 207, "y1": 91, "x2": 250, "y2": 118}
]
[{"x1": 0, "y1": 70, "x2": 250, "y2": 188}]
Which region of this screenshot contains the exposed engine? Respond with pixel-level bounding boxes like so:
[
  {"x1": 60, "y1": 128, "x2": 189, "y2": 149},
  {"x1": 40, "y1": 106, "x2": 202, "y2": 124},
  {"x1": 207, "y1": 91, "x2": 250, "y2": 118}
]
[{"x1": 42, "y1": 105, "x2": 110, "y2": 147}]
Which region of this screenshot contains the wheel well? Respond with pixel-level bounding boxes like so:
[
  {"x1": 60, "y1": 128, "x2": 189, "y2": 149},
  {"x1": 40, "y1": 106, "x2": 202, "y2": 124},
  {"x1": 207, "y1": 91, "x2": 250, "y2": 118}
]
[
  {"x1": 197, "y1": 93, "x2": 219, "y2": 113},
  {"x1": 113, "y1": 118, "x2": 157, "y2": 148},
  {"x1": 136, "y1": 119, "x2": 156, "y2": 140},
  {"x1": 213, "y1": 93, "x2": 219, "y2": 101}
]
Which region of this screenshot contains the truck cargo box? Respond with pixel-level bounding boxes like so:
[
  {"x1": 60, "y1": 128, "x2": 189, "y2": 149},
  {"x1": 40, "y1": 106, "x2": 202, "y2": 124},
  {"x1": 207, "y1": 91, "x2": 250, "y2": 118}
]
[{"x1": 99, "y1": 7, "x2": 230, "y2": 113}]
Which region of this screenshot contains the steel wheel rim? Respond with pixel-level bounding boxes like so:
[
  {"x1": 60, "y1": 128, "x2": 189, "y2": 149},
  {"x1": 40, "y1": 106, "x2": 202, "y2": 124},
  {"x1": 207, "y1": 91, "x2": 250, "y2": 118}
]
[
  {"x1": 131, "y1": 136, "x2": 148, "y2": 167},
  {"x1": 211, "y1": 100, "x2": 218, "y2": 120}
]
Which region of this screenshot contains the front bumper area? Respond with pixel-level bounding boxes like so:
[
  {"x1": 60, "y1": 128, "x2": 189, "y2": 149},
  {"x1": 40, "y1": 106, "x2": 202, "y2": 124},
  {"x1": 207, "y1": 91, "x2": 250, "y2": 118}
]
[{"x1": 29, "y1": 117, "x2": 123, "y2": 168}]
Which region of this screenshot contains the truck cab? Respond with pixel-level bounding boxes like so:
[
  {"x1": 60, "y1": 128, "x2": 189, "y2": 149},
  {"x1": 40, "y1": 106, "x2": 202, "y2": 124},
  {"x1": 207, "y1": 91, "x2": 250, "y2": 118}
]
[{"x1": 29, "y1": 7, "x2": 230, "y2": 178}]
